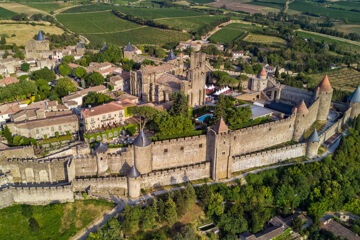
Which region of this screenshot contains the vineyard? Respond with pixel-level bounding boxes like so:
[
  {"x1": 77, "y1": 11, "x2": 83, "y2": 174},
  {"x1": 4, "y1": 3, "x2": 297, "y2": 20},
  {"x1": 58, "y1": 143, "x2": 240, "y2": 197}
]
[{"x1": 309, "y1": 68, "x2": 360, "y2": 92}]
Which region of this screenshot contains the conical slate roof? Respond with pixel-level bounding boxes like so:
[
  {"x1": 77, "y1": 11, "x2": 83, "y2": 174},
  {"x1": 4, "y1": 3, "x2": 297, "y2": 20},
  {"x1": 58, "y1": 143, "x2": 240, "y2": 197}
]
[
  {"x1": 166, "y1": 49, "x2": 176, "y2": 61},
  {"x1": 127, "y1": 164, "x2": 140, "y2": 178},
  {"x1": 36, "y1": 30, "x2": 45, "y2": 41},
  {"x1": 77, "y1": 42, "x2": 85, "y2": 49},
  {"x1": 296, "y1": 100, "x2": 309, "y2": 115},
  {"x1": 134, "y1": 130, "x2": 151, "y2": 147},
  {"x1": 101, "y1": 42, "x2": 108, "y2": 52},
  {"x1": 124, "y1": 42, "x2": 134, "y2": 52},
  {"x1": 318, "y1": 75, "x2": 332, "y2": 92},
  {"x1": 94, "y1": 142, "x2": 108, "y2": 153},
  {"x1": 349, "y1": 86, "x2": 360, "y2": 103},
  {"x1": 308, "y1": 129, "x2": 320, "y2": 142},
  {"x1": 213, "y1": 117, "x2": 229, "y2": 134}
]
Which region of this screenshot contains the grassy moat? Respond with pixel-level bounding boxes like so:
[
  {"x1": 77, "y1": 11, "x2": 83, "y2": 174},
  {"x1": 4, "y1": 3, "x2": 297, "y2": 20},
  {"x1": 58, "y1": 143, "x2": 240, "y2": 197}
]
[{"x1": 0, "y1": 200, "x2": 115, "y2": 240}]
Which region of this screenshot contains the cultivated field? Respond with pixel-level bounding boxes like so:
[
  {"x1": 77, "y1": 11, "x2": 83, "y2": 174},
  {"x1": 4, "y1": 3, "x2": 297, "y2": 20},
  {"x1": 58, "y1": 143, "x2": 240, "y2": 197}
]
[
  {"x1": 333, "y1": 23, "x2": 360, "y2": 35},
  {"x1": 114, "y1": 6, "x2": 205, "y2": 19},
  {"x1": 61, "y1": 3, "x2": 113, "y2": 13},
  {"x1": 0, "y1": 200, "x2": 115, "y2": 240},
  {"x1": 210, "y1": 27, "x2": 247, "y2": 43},
  {"x1": 57, "y1": 11, "x2": 190, "y2": 45},
  {"x1": 23, "y1": 2, "x2": 75, "y2": 13},
  {"x1": 86, "y1": 26, "x2": 190, "y2": 46},
  {"x1": 57, "y1": 11, "x2": 139, "y2": 34},
  {"x1": 296, "y1": 30, "x2": 360, "y2": 53},
  {"x1": 209, "y1": 0, "x2": 277, "y2": 14},
  {"x1": 0, "y1": 6, "x2": 15, "y2": 20},
  {"x1": 0, "y1": 2, "x2": 48, "y2": 15},
  {"x1": 309, "y1": 68, "x2": 360, "y2": 92},
  {"x1": 154, "y1": 15, "x2": 226, "y2": 32},
  {"x1": 243, "y1": 33, "x2": 286, "y2": 46},
  {"x1": 0, "y1": 23, "x2": 63, "y2": 46}
]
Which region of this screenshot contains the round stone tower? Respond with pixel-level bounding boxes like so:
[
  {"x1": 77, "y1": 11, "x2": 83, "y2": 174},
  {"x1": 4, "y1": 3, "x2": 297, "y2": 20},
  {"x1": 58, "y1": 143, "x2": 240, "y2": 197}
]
[
  {"x1": 316, "y1": 75, "x2": 333, "y2": 121},
  {"x1": 94, "y1": 142, "x2": 108, "y2": 176},
  {"x1": 127, "y1": 164, "x2": 140, "y2": 199},
  {"x1": 293, "y1": 100, "x2": 309, "y2": 141},
  {"x1": 306, "y1": 129, "x2": 320, "y2": 158},
  {"x1": 349, "y1": 86, "x2": 360, "y2": 119},
  {"x1": 133, "y1": 130, "x2": 152, "y2": 174}
]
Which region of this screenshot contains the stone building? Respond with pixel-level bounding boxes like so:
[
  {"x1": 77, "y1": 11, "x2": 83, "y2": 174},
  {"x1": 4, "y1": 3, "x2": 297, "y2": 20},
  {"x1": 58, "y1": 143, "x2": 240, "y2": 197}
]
[
  {"x1": 129, "y1": 52, "x2": 207, "y2": 107},
  {"x1": 6, "y1": 111, "x2": 79, "y2": 139},
  {"x1": 1, "y1": 79, "x2": 360, "y2": 207},
  {"x1": 25, "y1": 30, "x2": 52, "y2": 61},
  {"x1": 81, "y1": 100, "x2": 135, "y2": 131},
  {"x1": 61, "y1": 85, "x2": 107, "y2": 107}
]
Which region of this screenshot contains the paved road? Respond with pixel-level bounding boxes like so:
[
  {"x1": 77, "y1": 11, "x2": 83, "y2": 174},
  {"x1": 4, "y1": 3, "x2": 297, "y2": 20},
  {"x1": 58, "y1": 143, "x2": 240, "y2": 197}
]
[{"x1": 74, "y1": 133, "x2": 343, "y2": 240}]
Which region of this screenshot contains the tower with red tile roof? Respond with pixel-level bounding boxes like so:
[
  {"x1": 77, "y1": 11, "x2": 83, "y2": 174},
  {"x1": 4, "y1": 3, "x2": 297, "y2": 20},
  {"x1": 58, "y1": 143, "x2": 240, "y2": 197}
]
[{"x1": 316, "y1": 75, "x2": 333, "y2": 121}]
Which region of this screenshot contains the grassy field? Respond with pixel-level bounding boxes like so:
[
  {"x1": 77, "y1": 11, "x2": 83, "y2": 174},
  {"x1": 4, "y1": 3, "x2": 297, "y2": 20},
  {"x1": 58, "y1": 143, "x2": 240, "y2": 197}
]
[
  {"x1": 0, "y1": 6, "x2": 16, "y2": 20},
  {"x1": 333, "y1": 23, "x2": 360, "y2": 35},
  {"x1": 309, "y1": 68, "x2": 360, "y2": 92},
  {"x1": 114, "y1": 6, "x2": 205, "y2": 19},
  {"x1": 23, "y1": 2, "x2": 76, "y2": 13},
  {"x1": 86, "y1": 26, "x2": 190, "y2": 45},
  {"x1": 243, "y1": 32, "x2": 286, "y2": 46},
  {"x1": 154, "y1": 15, "x2": 226, "y2": 32},
  {"x1": 57, "y1": 11, "x2": 139, "y2": 34},
  {"x1": 0, "y1": 23, "x2": 63, "y2": 46},
  {"x1": 0, "y1": 200, "x2": 115, "y2": 240},
  {"x1": 0, "y1": 2, "x2": 48, "y2": 15},
  {"x1": 210, "y1": 27, "x2": 247, "y2": 43},
  {"x1": 296, "y1": 30, "x2": 360, "y2": 53}
]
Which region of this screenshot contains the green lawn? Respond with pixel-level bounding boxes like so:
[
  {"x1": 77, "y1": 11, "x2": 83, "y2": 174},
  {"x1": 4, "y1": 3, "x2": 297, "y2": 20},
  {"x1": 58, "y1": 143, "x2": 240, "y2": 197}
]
[
  {"x1": 154, "y1": 15, "x2": 226, "y2": 32},
  {"x1": 0, "y1": 6, "x2": 16, "y2": 20},
  {"x1": 114, "y1": 6, "x2": 205, "y2": 19},
  {"x1": 57, "y1": 11, "x2": 140, "y2": 34},
  {"x1": 23, "y1": 2, "x2": 75, "y2": 13},
  {"x1": 0, "y1": 200, "x2": 115, "y2": 240},
  {"x1": 209, "y1": 22, "x2": 265, "y2": 43}
]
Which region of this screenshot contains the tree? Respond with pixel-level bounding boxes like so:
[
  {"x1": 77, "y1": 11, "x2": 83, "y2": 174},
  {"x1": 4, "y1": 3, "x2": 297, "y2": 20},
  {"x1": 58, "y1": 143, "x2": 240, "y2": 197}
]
[
  {"x1": 169, "y1": 92, "x2": 188, "y2": 117},
  {"x1": 184, "y1": 183, "x2": 196, "y2": 210},
  {"x1": 30, "y1": 67, "x2": 56, "y2": 82},
  {"x1": 141, "y1": 206, "x2": 157, "y2": 230},
  {"x1": 3, "y1": 125, "x2": 12, "y2": 144},
  {"x1": 174, "y1": 224, "x2": 198, "y2": 240},
  {"x1": 21, "y1": 63, "x2": 30, "y2": 72},
  {"x1": 0, "y1": 36, "x2": 5, "y2": 45},
  {"x1": 58, "y1": 63, "x2": 72, "y2": 77},
  {"x1": 36, "y1": 79, "x2": 51, "y2": 100},
  {"x1": 74, "y1": 67, "x2": 87, "y2": 79},
  {"x1": 164, "y1": 197, "x2": 178, "y2": 225},
  {"x1": 85, "y1": 72, "x2": 105, "y2": 87},
  {"x1": 54, "y1": 78, "x2": 77, "y2": 97},
  {"x1": 206, "y1": 192, "x2": 224, "y2": 217},
  {"x1": 62, "y1": 55, "x2": 74, "y2": 64},
  {"x1": 82, "y1": 92, "x2": 113, "y2": 107},
  {"x1": 127, "y1": 106, "x2": 158, "y2": 128},
  {"x1": 218, "y1": 213, "x2": 248, "y2": 235},
  {"x1": 121, "y1": 205, "x2": 141, "y2": 234}
]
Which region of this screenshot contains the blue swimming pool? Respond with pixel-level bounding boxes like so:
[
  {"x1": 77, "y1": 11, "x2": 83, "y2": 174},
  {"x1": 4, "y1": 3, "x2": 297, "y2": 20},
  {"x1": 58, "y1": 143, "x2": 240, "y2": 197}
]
[{"x1": 197, "y1": 114, "x2": 213, "y2": 122}]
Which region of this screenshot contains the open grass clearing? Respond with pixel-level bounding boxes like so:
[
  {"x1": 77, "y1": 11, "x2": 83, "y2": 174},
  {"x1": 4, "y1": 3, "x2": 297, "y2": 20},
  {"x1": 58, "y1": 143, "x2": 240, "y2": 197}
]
[
  {"x1": 85, "y1": 26, "x2": 190, "y2": 46},
  {"x1": 0, "y1": 23, "x2": 63, "y2": 46},
  {"x1": 154, "y1": 15, "x2": 226, "y2": 32},
  {"x1": 308, "y1": 68, "x2": 360, "y2": 92},
  {"x1": 23, "y1": 2, "x2": 76, "y2": 13},
  {"x1": 296, "y1": 29, "x2": 360, "y2": 53},
  {"x1": 209, "y1": 28, "x2": 247, "y2": 43},
  {"x1": 57, "y1": 11, "x2": 140, "y2": 34},
  {"x1": 0, "y1": 2, "x2": 48, "y2": 15},
  {"x1": 61, "y1": 3, "x2": 113, "y2": 13},
  {"x1": 243, "y1": 32, "x2": 286, "y2": 46},
  {"x1": 0, "y1": 200, "x2": 115, "y2": 240}
]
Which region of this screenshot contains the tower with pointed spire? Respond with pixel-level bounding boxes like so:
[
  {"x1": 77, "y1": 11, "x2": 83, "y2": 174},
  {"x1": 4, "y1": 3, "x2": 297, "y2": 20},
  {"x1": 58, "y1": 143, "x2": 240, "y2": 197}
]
[
  {"x1": 207, "y1": 118, "x2": 231, "y2": 180},
  {"x1": 349, "y1": 86, "x2": 360, "y2": 119},
  {"x1": 315, "y1": 75, "x2": 333, "y2": 121},
  {"x1": 124, "y1": 42, "x2": 136, "y2": 59},
  {"x1": 127, "y1": 163, "x2": 141, "y2": 198},
  {"x1": 293, "y1": 100, "x2": 310, "y2": 140},
  {"x1": 133, "y1": 129, "x2": 152, "y2": 174},
  {"x1": 306, "y1": 129, "x2": 320, "y2": 158},
  {"x1": 25, "y1": 30, "x2": 51, "y2": 61}
]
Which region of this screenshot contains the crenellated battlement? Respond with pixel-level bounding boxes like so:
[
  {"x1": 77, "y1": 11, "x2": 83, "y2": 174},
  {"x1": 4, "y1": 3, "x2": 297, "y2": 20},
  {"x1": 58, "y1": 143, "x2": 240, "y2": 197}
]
[
  {"x1": 7, "y1": 156, "x2": 70, "y2": 164},
  {"x1": 152, "y1": 134, "x2": 205, "y2": 145},
  {"x1": 140, "y1": 162, "x2": 209, "y2": 179}
]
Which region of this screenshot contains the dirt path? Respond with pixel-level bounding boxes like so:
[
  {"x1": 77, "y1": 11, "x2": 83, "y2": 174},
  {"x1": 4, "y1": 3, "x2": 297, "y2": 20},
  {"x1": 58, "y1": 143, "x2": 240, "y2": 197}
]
[{"x1": 53, "y1": 4, "x2": 81, "y2": 16}]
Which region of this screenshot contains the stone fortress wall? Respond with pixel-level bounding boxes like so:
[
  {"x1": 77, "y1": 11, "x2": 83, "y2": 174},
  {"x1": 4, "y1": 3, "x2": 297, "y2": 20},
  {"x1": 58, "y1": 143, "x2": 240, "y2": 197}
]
[{"x1": 0, "y1": 78, "x2": 360, "y2": 208}]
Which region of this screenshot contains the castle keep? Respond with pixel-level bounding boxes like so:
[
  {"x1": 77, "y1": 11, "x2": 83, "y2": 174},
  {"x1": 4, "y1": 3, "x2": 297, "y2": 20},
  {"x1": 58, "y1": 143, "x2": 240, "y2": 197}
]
[
  {"x1": 25, "y1": 30, "x2": 52, "y2": 61},
  {"x1": 1, "y1": 78, "x2": 360, "y2": 208}
]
